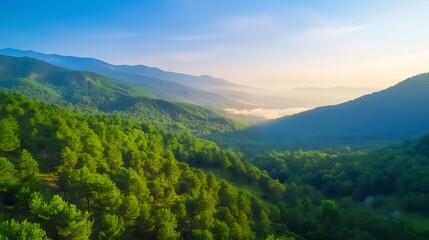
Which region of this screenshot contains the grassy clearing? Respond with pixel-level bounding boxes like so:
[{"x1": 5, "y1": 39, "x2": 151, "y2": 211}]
[{"x1": 38, "y1": 173, "x2": 59, "y2": 190}]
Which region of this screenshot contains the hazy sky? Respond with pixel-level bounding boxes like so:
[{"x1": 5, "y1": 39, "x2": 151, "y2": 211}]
[{"x1": 1, "y1": 0, "x2": 429, "y2": 92}]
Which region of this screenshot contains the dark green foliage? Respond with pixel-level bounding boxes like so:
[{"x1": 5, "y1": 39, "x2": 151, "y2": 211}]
[
  {"x1": 252, "y1": 137, "x2": 429, "y2": 239},
  {"x1": 253, "y1": 140, "x2": 429, "y2": 209},
  {"x1": 0, "y1": 91, "x2": 421, "y2": 239}
]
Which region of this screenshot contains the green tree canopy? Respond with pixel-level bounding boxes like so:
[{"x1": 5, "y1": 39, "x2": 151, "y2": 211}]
[
  {"x1": 0, "y1": 219, "x2": 49, "y2": 240},
  {"x1": 0, "y1": 115, "x2": 20, "y2": 152}
]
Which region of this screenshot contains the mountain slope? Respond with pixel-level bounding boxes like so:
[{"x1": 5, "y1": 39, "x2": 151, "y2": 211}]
[
  {"x1": 256, "y1": 73, "x2": 429, "y2": 146},
  {"x1": 0, "y1": 54, "x2": 155, "y2": 105},
  {"x1": 112, "y1": 64, "x2": 238, "y2": 90},
  {"x1": 0, "y1": 48, "x2": 255, "y2": 108},
  {"x1": 0, "y1": 55, "x2": 245, "y2": 134},
  {"x1": 1, "y1": 90, "x2": 416, "y2": 240}
]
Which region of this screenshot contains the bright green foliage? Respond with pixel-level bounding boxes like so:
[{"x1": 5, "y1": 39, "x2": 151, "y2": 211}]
[
  {"x1": 212, "y1": 221, "x2": 230, "y2": 240},
  {"x1": 121, "y1": 194, "x2": 140, "y2": 226},
  {"x1": 265, "y1": 234, "x2": 295, "y2": 240},
  {"x1": 64, "y1": 168, "x2": 122, "y2": 213},
  {"x1": 58, "y1": 147, "x2": 79, "y2": 172},
  {"x1": 0, "y1": 219, "x2": 49, "y2": 240},
  {"x1": 15, "y1": 149, "x2": 39, "y2": 181},
  {"x1": 190, "y1": 229, "x2": 214, "y2": 240},
  {"x1": 111, "y1": 168, "x2": 152, "y2": 203},
  {"x1": 96, "y1": 213, "x2": 124, "y2": 240},
  {"x1": 29, "y1": 193, "x2": 92, "y2": 240},
  {"x1": 218, "y1": 180, "x2": 238, "y2": 208},
  {"x1": 0, "y1": 115, "x2": 20, "y2": 152},
  {"x1": 321, "y1": 200, "x2": 340, "y2": 223},
  {"x1": 153, "y1": 208, "x2": 180, "y2": 240},
  {"x1": 0, "y1": 91, "x2": 423, "y2": 239},
  {"x1": 0, "y1": 157, "x2": 16, "y2": 192}
]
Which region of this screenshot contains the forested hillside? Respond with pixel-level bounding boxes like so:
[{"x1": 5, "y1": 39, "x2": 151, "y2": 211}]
[
  {"x1": 0, "y1": 91, "x2": 419, "y2": 239},
  {"x1": 252, "y1": 137, "x2": 429, "y2": 237},
  {"x1": 255, "y1": 73, "x2": 429, "y2": 147},
  {"x1": 0, "y1": 48, "x2": 257, "y2": 109},
  {"x1": 0, "y1": 55, "x2": 244, "y2": 135}
]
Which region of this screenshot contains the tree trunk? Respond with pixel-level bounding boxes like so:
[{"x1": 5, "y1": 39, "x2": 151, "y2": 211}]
[{"x1": 86, "y1": 195, "x2": 91, "y2": 212}]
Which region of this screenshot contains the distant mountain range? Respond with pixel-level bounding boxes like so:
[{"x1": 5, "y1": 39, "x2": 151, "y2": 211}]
[
  {"x1": 255, "y1": 73, "x2": 429, "y2": 146},
  {"x1": 0, "y1": 48, "x2": 379, "y2": 121},
  {"x1": 2, "y1": 51, "x2": 428, "y2": 148},
  {"x1": 0, "y1": 54, "x2": 244, "y2": 134},
  {"x1": 0, "y1": 48, "x2": 260, "y2": 109}
]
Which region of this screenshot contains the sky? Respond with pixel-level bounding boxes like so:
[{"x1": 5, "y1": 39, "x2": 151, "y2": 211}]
[{"x1": 1, "y1": 0, "x2": 429, "y2": 93}]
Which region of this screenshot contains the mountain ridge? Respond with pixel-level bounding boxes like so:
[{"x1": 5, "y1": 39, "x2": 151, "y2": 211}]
[
  {"x1": 255, "y1": 72, "x2": 429, "y2": 146},
  {"x1": 0, "y1": 54, "x2": 245, "y2": 134},
  {"x1": 0, "y1": 48, "x2": 259, "y2": 109}
]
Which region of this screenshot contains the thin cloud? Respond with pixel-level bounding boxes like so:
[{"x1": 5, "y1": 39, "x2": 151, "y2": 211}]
[
  {"x1": 306, "y1": 25, "x2": 367, "y2": 37},
  {"x1": 225, "y1": 107, "x2": 309, "y2": 119}
]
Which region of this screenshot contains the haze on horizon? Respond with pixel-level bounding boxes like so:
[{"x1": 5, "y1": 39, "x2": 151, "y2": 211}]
[{"x1": 1, "y1": 0, "x2": 429, "y2": 119}]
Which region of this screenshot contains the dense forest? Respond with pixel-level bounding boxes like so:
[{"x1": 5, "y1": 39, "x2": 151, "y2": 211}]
[
  {"x1": 0, "y1": 91, "x2": 423, "y2": 239},
  {"x1": 253, "y1": 138, "x2": 429, "y2": 215}
]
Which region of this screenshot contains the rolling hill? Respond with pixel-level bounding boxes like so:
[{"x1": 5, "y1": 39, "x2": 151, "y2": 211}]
[
  {"x1": 0, "y1": 48, "x2": 259, "y2": 109},
  {"x1": 2, "y1": 89, "x2": 418, "y2": 240},
  {"x1": 2, "y1": 48, "x2": 377, "y2": 122},
  {"x1": 255, "y1": 72, "x2": 429, "y2": 147},
  {"x1": 0, "y1": 55, "x2": 245, "y2": 134}
]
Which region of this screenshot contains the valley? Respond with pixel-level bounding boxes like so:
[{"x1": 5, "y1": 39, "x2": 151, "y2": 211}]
[
  {"x1": 3, "y1": 1, "x2": 429, "y2": 239},
  {"x1": 0, "y1": 52, "x2": 429, "y2": 239}
]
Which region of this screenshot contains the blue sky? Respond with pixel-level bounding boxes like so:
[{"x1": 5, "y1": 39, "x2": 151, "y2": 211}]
[{"x1": 1, "y1": 0, "x2": 429, "y2": 92}]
